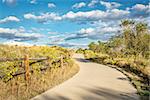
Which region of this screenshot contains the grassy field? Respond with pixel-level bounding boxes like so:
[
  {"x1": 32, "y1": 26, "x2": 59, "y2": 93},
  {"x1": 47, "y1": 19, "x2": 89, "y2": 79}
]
[{"x1": 0, "y1": 45, "x2": 79, "y2": 100}]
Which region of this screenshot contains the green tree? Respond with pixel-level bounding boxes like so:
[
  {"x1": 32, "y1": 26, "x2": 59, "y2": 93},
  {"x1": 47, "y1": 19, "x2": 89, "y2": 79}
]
[
  {"x1": 88, "y1": 42, "x2": 97, "y2": 52},
  {"x1": 135, "y1": 23, "x2": 150, "y2": 57},
  {"x1": 121, "y1": 20, "x2": 150, "y2": 58},
  {"x1": 97, "y1": 41, "x2": 109, "y2": 53}
]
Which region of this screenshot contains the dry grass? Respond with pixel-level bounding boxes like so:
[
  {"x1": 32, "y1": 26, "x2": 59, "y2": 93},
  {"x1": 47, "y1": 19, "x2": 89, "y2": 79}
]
[
  {"x1": 0, "y1": 59, "x2": 79, "y2": 100},
  {"x1": 0, "y1": 45, "x2": 78, "y2": 100}
]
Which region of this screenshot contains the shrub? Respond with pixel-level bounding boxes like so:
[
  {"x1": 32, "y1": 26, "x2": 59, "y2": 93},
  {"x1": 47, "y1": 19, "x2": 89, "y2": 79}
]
[
  {"x1": 84, "y1": 50, "x2": 96, "y2": 59},
  {"x1": 103, "y1": 59, "x2": 117, "y2": 65}
]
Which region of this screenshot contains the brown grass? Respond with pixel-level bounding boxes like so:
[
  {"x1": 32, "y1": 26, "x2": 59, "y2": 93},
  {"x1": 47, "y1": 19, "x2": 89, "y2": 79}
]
[{"x1": 0, "y1": 59, "x2": 79, "y2": 100}]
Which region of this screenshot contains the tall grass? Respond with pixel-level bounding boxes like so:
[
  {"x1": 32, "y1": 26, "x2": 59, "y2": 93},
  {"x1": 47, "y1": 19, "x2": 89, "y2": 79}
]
[{"x1": 0, "y1": 45, "x2": 79, "y2": 100}]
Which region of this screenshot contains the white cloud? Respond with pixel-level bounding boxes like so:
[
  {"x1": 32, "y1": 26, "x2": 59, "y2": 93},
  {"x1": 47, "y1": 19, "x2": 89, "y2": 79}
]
[
  {"x1": 0, "y1": 27, "x2": 42, "y2": 41},
  {"x1": 3, "y1": 40, "x2": 32, "y2": 46},
  {"x1": 24, "y1": 13, "x2": 62, "y2": 23},
  {"x1": 62, "y1": 9, "x2": 130, "y2": 21},
  {"x1": 126, "y1": 4, "x2": 150, "y2": 18},
  {"x1": 79, "y1": 26, "x2": 119, "y2": 35},
  {"x1": 62, "y1": 10, "x2": 105, "y2": 20},
  {"x1": 72, "y1": 2, "x2": 86, "y2": 9},
  {"x1": 99, "y1": 27, "x2": 120, "y2": 33},
  {"x1": 88, "y1": 0, "x2": 99, "y2": 7},
  {"x1": 0, "y1": 16, "x2": 20, "y2": 23},
  {"x1": 100, "y1": 1, "x2": 121, "y2": 9},
  {"x1": 18, "y1": 26, "x2": 25, "y2": 32},
  {"x1": 88, "y1": 0, "x2": 121, "y2": 9},
  {"x1": 30, "y1": 0, "x2": 37, "y2": 4},
  {"x1": 48, "y1": 31, "x2": 58, "y2": 34},
  {"x1": 131, "y1": 4, "x2": 149, "y2": 11},
  {"x1": 48, "y1": 3, "x2": 56, "y2": 8},
  {"x1": 24, "y1": 9, "x2": 130, "y2": 23},
  {"x1": 0, "y1": 27, "x2": 17, "y2": 33},
  {"x1": 24, "y1": 13, "x2": 36, "y2": 19},
  {"x1": 64, "y1": 24, "x2": 120, "y2": 41},
  {"x1": 110, "y1": 9, "x2": 129, "y2": 18},
  {"x1": 79, "y1": 28, "x2": 95, "y2": 34},
  {"x1": 48, "y1": 40, "x2": 88, "y2": 48}
]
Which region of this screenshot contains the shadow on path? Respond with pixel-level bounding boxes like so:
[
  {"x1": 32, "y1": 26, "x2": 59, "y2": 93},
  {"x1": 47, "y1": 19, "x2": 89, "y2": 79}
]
[
  {"x1": 35, "y1": 86, "x2": 138, "y2": 100},
  {"x1": 74, "y1": 58, "x2": 90, "y2": 63}
]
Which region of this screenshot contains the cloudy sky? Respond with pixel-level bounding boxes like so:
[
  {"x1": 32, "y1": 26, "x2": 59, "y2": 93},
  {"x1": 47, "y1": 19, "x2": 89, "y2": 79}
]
[{"x1": 0, "y1": 0, "x2": 149, "y2": 48}]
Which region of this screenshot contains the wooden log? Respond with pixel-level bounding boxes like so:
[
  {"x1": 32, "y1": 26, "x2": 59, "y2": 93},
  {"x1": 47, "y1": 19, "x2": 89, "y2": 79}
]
[
  {"x1": 0, "y1": 57, "x2": 48, "y2": 62},
  {"x1": 0, "y1": 58, "x2": 24, "y2": 62},
  {"x1": 0, "y1": 56, "x2": 64, "y2": 62}
]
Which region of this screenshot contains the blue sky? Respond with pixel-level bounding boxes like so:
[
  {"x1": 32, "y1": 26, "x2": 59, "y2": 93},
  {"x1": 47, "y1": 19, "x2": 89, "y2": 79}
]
[{"x1": 0, "y1": 0, "x2": 149, "y2": 48}]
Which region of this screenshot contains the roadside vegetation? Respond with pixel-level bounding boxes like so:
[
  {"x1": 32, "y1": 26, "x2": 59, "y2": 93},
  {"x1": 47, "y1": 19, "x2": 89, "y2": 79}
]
[
  {"x1": 0, "y1": 45, "x2": 79, "y2": 100},
  {"x1": 76, "y1": 20, "x2": 150, "y2": 99}
]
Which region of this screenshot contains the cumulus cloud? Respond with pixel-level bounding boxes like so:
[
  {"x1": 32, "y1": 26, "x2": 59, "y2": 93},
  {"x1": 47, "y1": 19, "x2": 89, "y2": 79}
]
[
  {"x1": 62, "y1": 9, "x2": 130, "y2": 22},
  {"x1": 0, "y1": 16, "x2": 20, "y2": 23},
  {"x1": 131, "y1": 4, "x2": 149, "y2": 11},
  {"x1": 24, "y1": 13, "x2": 36, "y2": 19},
  {"x1": 47, "y1": 21, "x2": 121, "y2": 47},
  {"x1": 72, "y1": 2, "x2": 86, "y2": 9},
  {"x1": 48, "y1": 31, "x2": 59, "y2": 34},
  {"x1": 64, "y1": 25, "x2": 120, "y2": 41},
  {"x1": 24, "y1": 4, "x2": 149, "y2": 25},
  {"x1": 0, "y1": 27, "x2": 42, "y2": 41},
  {"x1": 100, "y1": 1, "x2": 121, "y2": 9},
  {"x1": 88, "y1": 0, "x2": 121, "y2": 9},
  {"x1": 127, "y1": 4, "x2": 150, "y2": 18},
  {"x1": 78, "y1": 27, "x2": 119, "y2": 36},
  {"x1": 30, "y1": 0, "x2": 37, "y2": 4},
  {"x1": 79, "y1": 28, "x2": 95, "y2": 34},
  {"x1": 24, "y1": 13, "x2": 62, "y2": 23},
  {"x1": 88, "y1": 0, "x2": 99, "y2": 7},
  {"x1": 23, "y1": 8, "x2": 130, "y2": 24},
  {"x1": 48, "y1": 3, "x2": 56, "y2": 8},
  {"x1": 64, "y1": 34, "x2": 87, "y2": 41},
  {"x1": 48, "y1": 33, "x2": 66, "y2": 43}
]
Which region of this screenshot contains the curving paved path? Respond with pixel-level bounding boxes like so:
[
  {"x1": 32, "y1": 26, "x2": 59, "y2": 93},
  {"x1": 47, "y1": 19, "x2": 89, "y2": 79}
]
[{"x1": 32, "y1": 54, "x2": 139, "y2": 100}]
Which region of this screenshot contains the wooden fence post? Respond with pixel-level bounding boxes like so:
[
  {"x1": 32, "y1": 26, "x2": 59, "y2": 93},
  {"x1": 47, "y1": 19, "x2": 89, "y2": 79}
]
[
  {"x1": 60, "y1": 55, "x2": 63, "y2": 67},
  {"x1": 24, "y1": 54, "x2": 30, "y2": 81}
]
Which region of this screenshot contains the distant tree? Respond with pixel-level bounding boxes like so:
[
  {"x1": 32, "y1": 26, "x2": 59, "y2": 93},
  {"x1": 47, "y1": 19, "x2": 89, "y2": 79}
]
[
  {"x1": 121, "y1": 20, "x2": 150, "y2": 58},
  {"x1": 121, "y1": 20, "x2": 136, "y2": 50},
  {"x1": 88, "y1": 42, "x2": 97, "y2": 52},
  {"x1": 135, "y1": 23, "x2": 150, "y2": 57},
  {"x1": 97, "y1": 41, "x2": 109, "y2": 53},
  {"x1": 108, "y1": 37, "x2": 123, "y2": 48},
  {"x1": 76, "y1": 48, "x2": 84, "y2": 53},
  {"x1": 87, "y1": 20, "x2": 149, "y2": 59}
]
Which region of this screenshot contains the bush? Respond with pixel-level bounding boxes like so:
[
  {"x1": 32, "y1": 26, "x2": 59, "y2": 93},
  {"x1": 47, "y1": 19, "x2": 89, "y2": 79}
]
[
  {"x1": 76, "y1": 48, "x2": 84, "y2": 54},
  {"x1": 84, "y1": 50, "x2": 96, "y2": 59},
  {"x1": 103, "y1": 59, "x2": 117, "y2": 65}
]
